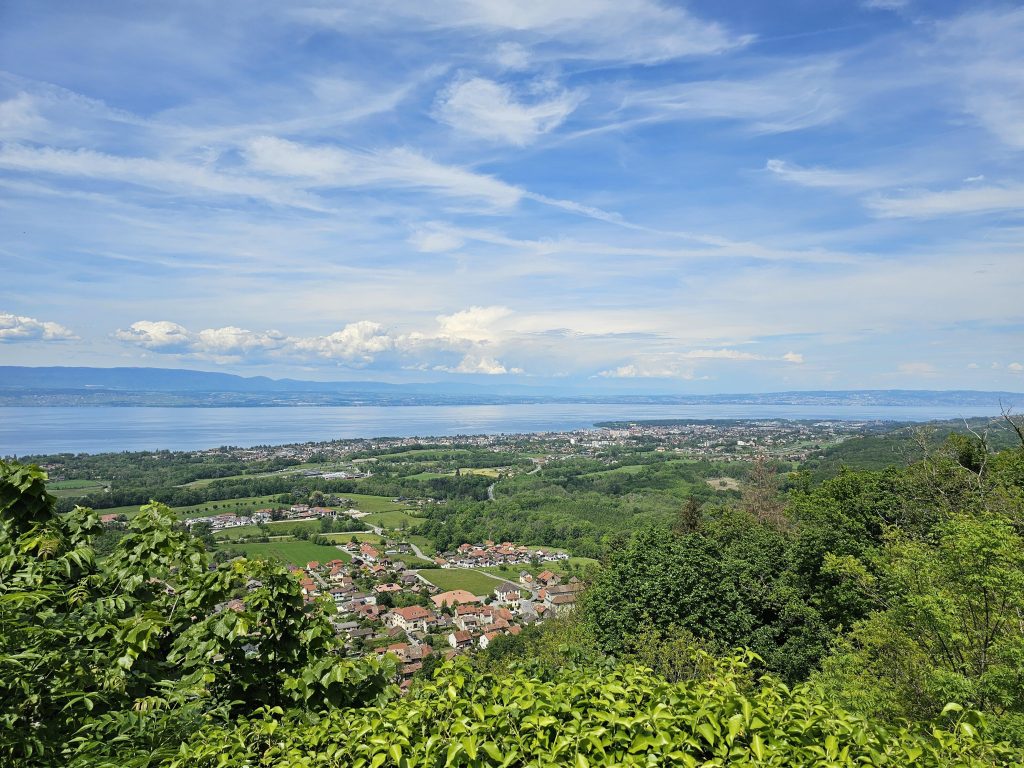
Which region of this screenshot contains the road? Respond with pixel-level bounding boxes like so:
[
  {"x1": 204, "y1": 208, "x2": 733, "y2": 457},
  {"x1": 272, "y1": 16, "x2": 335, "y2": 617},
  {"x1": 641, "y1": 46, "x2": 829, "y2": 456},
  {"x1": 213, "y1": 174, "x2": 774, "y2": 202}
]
[{"x1": 486, "y1": 460, "x2": 540, "y2": 502}]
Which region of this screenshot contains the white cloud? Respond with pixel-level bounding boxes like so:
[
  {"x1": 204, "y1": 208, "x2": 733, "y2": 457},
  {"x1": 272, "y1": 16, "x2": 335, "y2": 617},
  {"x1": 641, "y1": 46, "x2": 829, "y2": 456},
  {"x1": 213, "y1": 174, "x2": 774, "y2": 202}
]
[
  {"x1": 244, "y1": 136, "x2": 524, "y2": 208},
  {"x1": 408, "y1": 224, "x2": 465, "y2": 253},
  {"x1": 291, "y1": 321, "x2": 395, "y2": 363},
  {"x1": 299, "y1": 0, "x2": 753, "y2": 65},
  {"x1": 862, "y1": 0, "x2": 909, "y2": 10},
  {"x1": 621, "y1": 63, "x2": 842, "y2": 133},
  {"x1": 867, "y1": 184, "x2": 1024, "y2": 218},
  {"x1": 432, "y1": 305, "x2": 513, "y2": 345},
  {"x1": 492, "y1": 42, "x2": 531, "y2": 71},
  {"x1": 897, "y1": 362, "x2": 937, "y2": 376},
  {"x1": 0, "y1": 143, "x2": 320, "y2": 209},
  {"x1": 0, "y1": 94, "x2": 46, "y2": 139},
  {"x1": 597, "y1": 362, "x2": 696, "y2": 379},
  {"x1": 1009, "y1": 362, "x2": 1023, "y2": 373},
  {"x1": 195, "y1": 326, "x2": 286, "y2": 356},
  {"x1": 935, "y1": 9, "x2": 1024, "y2": 150},
  {"x1": 0, "y1": 311, "x2": 78, "y2": 342},
  {"x1": 765, "y1": 159, "x2": 885, "y2": 191},
  {"x1": 597, "y1": 348, "x2": 804, "y2": 378},
  {"x1": 438, "y1": 353, "x2": 521, "y2": 375},
  {"x1": 114, "y1": 320, "x2": 192, "y2": 350},
  {"x1": 434, "y1": 77, "x2": 583, "y2": 145}
]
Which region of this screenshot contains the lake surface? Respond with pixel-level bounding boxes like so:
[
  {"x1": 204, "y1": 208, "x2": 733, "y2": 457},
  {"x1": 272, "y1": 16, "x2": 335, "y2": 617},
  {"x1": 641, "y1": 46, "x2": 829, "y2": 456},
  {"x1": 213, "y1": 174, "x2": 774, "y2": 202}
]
[{"x1": 0, "y1": 403, "x2": 1007, "y2": 457}]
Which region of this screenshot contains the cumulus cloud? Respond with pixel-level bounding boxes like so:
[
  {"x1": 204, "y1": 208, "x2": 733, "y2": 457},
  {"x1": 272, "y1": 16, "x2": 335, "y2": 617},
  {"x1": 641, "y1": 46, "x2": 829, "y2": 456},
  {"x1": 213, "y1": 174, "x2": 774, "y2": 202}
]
[
  {"x1": 434, "y1": 77, "x2": 583, "y2": 145},
  {"x1": 434, "y1": 305, "x2": 513, "y2": 344},
  {"x1": 1009, "y1": 362, "x2": 1023, "y2": 373},
  {"x1": 291, "y1": 321, "x2": 395, "y2": 363},
  {"x1": 112, "y1": 312, "x2": 526, "y2": 371},
  {"x1": 0, "y1": 311, "x2": 78, "y2": 342},
  {"x1": 114, "y1": 320, "x2": 193, "y2": 350},
  {"x1": 196, "y1": 326, "x2": 286, "y2": 356},
  {"x1": 438, "y1": 353, "x2": 522, "y2": 375}
]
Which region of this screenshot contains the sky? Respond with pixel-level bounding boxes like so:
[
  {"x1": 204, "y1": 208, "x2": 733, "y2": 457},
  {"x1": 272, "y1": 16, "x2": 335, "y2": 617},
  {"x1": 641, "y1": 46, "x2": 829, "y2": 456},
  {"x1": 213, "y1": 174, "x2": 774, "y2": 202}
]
[{"x1": 1, "y1": 0, "x2": 1022, "y2": 393}]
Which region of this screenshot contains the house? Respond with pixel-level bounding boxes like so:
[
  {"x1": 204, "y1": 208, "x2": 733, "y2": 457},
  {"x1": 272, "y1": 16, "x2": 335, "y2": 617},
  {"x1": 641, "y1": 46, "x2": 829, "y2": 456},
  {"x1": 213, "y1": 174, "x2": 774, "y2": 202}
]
[
  {"x1": 359, "y1": 543, "x2": 380, "y2": 563},
  {"x1": 431, "y1": 589, "x2": 481, "y2": 609},
  {"x1": 493, "y1": 583, "x2": 521, "y2": 605},
  {"x1": 542, "y1": 580, "x2": 585, "y2": 616},
  {"x1": 448, "y1": 630, "x2": 474, "y2": 649},
  {"x1": 536, "y1": 570, "x2": 560, "y2": 587},
  {"x1": 479, "y1": 631, "x2": 502, "y2": 649},
  {"x1": 386, "y1": 605, "x2": 435, "y2": 633}
]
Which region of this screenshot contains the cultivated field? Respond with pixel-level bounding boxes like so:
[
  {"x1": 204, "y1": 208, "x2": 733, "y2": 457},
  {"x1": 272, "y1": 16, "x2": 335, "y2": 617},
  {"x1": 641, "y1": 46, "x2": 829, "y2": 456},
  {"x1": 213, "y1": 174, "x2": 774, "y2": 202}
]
[{"x1": 417, "y1": 567, "x2": 503, "y2": 596}]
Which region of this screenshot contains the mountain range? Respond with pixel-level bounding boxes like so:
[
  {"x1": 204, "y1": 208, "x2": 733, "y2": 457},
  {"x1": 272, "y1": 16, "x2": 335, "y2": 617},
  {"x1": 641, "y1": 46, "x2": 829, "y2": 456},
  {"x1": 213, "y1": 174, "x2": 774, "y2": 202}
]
[{"x1": 0, "y1": 366, "x2": 1021, "y2": 408}]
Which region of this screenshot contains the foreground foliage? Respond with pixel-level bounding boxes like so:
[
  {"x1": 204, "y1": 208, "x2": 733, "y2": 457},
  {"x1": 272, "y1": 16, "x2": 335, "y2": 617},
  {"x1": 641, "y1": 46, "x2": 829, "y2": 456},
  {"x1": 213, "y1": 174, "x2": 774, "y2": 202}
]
[
  {"x1": 0, "y1": 459, "x2": 394, "y2": 767},
  {"x1": 174, "y1": 657, "x2": 1021, "y2": 767}
]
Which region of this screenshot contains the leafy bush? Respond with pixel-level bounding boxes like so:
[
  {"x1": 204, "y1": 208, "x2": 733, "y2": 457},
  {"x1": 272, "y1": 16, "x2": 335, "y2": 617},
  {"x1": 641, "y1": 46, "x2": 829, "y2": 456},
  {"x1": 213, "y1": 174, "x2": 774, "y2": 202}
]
[{"x1": 172, "y1": 658, "x2": 1022, "y2": 767}]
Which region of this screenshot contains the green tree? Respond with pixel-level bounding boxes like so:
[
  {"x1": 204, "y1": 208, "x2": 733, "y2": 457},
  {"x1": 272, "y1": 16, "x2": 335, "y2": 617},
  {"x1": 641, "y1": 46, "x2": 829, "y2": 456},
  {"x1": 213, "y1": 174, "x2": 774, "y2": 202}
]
[{"x1": 819, "y1": 510, "x2": 1024, "y2": 742}]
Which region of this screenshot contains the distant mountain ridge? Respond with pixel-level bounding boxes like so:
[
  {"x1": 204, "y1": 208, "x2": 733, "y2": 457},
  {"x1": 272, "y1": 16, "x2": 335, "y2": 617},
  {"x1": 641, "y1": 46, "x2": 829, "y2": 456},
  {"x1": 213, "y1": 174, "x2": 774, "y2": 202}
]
[{"x1": 0, "y1": 366, "x2": 1020, "y2": 408}]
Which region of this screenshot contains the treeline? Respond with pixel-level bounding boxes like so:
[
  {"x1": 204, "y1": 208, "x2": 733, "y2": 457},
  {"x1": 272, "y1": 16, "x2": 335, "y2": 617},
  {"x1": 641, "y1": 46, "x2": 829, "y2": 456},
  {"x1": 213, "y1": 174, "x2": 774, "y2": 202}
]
[{"x1": 55, "y1": 470, "x2": 492, "y2": 513}]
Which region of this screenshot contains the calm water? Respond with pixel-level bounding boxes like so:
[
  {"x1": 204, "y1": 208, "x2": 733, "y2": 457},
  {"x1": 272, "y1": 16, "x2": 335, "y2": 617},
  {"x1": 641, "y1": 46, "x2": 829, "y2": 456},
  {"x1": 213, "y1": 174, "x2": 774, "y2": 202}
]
[{"x1": 0, "y1": 403, "x2": 1007, "y2": 457}]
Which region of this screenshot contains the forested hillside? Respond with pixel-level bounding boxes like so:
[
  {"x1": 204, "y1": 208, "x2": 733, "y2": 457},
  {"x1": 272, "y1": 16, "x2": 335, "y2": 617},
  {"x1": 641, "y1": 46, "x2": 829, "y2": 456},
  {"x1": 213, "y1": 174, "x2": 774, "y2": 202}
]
[{"x1": 3, "y1": 422, "x2": 1024, "y2": 765}]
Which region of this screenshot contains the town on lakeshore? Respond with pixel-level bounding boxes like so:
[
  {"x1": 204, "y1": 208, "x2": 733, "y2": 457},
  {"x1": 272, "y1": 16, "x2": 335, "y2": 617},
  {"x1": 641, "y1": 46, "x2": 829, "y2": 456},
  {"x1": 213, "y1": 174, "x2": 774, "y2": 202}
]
[{"x1": 35, "y1": 417, "x2": 922, "y2": 691}]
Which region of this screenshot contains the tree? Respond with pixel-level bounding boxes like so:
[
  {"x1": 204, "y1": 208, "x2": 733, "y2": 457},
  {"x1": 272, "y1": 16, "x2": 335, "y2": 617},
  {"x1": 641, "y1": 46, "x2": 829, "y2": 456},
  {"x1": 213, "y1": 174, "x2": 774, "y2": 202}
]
[
  {"x1": 582, "y1": 527, "x2": 753, "y2": 657},
  {"x1": 742, "y1": 455, "x2": 786, "y2": 528},
  {"x1": 819, "y1": 510, "x2": 1024, "y2": 741},
  {"x1": 0, "y1": 460, "x2": 395, "y2": 766}
]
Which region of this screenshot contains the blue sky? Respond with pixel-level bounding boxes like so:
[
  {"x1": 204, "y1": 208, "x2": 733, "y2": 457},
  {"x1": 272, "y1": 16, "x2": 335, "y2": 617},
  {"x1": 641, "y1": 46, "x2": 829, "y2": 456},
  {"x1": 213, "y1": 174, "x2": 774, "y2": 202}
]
[{"x1": 1, "y1": 0, "x2": 1022, "y2": 392}]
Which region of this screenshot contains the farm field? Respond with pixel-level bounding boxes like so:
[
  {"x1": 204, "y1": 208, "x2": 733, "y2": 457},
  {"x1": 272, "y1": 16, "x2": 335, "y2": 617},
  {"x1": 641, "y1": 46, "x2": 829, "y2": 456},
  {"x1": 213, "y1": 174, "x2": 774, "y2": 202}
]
[
  {"x1": 480, "y1": 556, "x2": 600, "y2": 580},
  {"x1": 212, "y1": 519, "x2": 330, "y2": 540},
  {"x1": 220, "y1": 540, "x2": 343, "y2": 568},
  {"x1": 361, "y1": 510, "x2": 426, "y2": 530},
  {"x1": 406, "y1": 535, "x2": 436, "y2": 557},
  {"x1": 416, "y1": 567, "x2": 503, "y2": 596},
  {"x1": 48, "y1": 478, "x2": 110, "y2": 498},
  {"x1": 341, "y1": 493, "x2": 418, "y2": 514},
  {"x1": 176, "y1": 495, "x2": 284, "y2": 519},
  {"x1": 323, "y1": 531, "x2": 383, "y2": 545}
]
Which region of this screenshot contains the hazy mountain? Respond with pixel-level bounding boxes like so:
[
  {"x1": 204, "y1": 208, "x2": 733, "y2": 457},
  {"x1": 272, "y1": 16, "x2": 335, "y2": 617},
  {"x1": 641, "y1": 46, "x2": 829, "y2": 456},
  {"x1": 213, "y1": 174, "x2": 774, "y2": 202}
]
[{"x1": 0, "y1": 367, "x2": 1021, "y2": 408}]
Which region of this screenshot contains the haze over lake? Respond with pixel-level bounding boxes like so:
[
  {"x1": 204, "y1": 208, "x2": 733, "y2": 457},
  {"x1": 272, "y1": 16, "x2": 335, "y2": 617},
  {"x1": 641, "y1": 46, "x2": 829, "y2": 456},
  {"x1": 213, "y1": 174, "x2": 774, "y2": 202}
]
[{"x1": 0, "y1": 403, "x2": 1007, "y2": 457}]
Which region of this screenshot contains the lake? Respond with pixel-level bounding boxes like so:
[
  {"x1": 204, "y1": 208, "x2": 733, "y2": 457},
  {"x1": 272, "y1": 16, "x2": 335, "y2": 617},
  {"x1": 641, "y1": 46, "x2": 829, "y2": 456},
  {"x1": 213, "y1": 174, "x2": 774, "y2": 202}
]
[{"x1": 0, "y1": 403, "x2": 1007, "y2": 457}]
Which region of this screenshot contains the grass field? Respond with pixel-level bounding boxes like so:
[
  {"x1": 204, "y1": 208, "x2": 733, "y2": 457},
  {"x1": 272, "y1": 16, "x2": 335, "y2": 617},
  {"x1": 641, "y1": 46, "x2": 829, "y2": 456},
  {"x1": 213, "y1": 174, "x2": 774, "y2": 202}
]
[
  {"x1": 176, "y1": 495, "x2": 284, "y2": 519},
  {"x1": 480, "y1": 556, "x2": 601, "y2": 580},
  {"x1": 361, "y1": 510, "x2": 426, "y2": 530},
  {"x1": 323, "y1": 531, "x2": 383, "y2": 545},
  {"x1": 460, "y1": 467, "x2": 503, "y2": 477},
  {"x1": 341, "y1": 493, "x2": 418, "y2": 514},
  {"x1": 48, "y1": 479, "x2": 109, "y2": 498},
  {"x1": 406, "y1": 535, "x2": 436, "y2": 557},
  {"x1": 221, "y1": 540, "x2": 344, "y2": 567},
  {"x1": 416, "y1": 568, "x2": 503, "y2": 596}
]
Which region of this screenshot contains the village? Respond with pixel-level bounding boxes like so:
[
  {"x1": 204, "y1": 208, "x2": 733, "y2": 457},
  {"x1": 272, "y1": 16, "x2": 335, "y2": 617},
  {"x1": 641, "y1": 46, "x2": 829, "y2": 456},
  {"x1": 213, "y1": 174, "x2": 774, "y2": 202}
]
[{"x1": 284, "y1": 539, "x2": 584, "y2": 690}]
